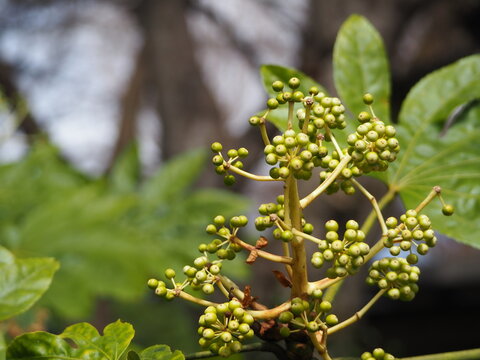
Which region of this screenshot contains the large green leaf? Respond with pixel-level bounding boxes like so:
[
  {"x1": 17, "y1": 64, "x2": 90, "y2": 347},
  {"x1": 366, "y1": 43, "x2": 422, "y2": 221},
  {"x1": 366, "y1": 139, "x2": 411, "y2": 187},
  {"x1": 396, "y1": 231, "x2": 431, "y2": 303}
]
[
  {"x1": 259, "y1": 65, "x2": 327, "y2": 132},
  {"x1": 333, "y1": 15, "x2": 391, "y2": 124},
  {"x1": 0, "y1": 246, "x2": 58, "y2": 321},
  {"x1": 131, "y1": 345, "x2": 184, "y2": 360},
  {"x1": 386, "y1": 55, "x2": 480, "y2": 248},
  {"x1": 7, "y1": 320, "x2": 134, "y2": 360}
]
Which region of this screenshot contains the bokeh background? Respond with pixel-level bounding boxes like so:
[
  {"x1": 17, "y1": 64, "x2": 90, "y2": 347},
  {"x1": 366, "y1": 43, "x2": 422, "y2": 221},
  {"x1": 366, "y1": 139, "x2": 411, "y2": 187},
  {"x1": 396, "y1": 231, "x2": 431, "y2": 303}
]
[{"x1": 1, "y1": 0, "x2": 479, "y2": 358}]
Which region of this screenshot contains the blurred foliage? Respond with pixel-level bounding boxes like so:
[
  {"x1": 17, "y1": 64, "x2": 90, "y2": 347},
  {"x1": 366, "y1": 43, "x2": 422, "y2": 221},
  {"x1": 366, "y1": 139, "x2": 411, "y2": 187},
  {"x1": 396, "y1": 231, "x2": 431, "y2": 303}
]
[
  {"x1": 0, "y1": 141, "x2": 249, "y2": 320},
  {"x1": 0, "y1": 246, "x2": 58, "y2": 322}
]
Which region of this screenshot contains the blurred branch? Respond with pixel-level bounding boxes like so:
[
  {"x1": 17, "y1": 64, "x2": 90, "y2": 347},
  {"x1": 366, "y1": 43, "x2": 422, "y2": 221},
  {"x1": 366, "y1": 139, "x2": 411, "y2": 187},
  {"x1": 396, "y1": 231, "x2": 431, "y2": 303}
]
[
  {"x1": 106, "y1": 46, "x2": 145, "y2": 172},
  {"x1": 0, "y1": 60, "x2": 41, "y2": 139}
]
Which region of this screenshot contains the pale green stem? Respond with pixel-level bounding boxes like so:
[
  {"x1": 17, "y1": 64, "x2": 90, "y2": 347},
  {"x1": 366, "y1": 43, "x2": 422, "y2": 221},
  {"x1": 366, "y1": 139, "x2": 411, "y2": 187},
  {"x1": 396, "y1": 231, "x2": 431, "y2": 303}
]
[
  {"x1": 292, "y1": 228, "x2": 323, "y2": 245},
  {"x1": 302, "y1": 103, "x2": 312, "y2": 134},
  {"x1": 216, "y1": 280, "x2": 230, "y2": 298},
  {"x1": 177, "y1": 291, "x2": 220, "y2": 307},
  {"x1": 351, "y1": 179, "x2": 388, "y2": 235},
  {"x1": 259, "y1": 117, "x2": 271, "y2": 146},
  {"x1": 325, "y1": 127, "x2": 344, "y2": 158},
  {"x1": 248, "y1": 301, "x2": 291, "y2": 320},
  {"x1": 231, "y1": 236, "x2": 293, "y2": 264},
  {"x1": 327, "y1": 289, "x2": 386, "y2": 335},
  {"x1": 226, "y1": 162, "x2": 283, "y2": 181},
  {"x1": 360, "y1": 187, "x2": 397, "y2": 234},
  {"x1": 300, "y1": 154, "x2": 352, "y2": 209},
  {"x1": 288, "y1": 101, "x2": 294, "y2": 129}
]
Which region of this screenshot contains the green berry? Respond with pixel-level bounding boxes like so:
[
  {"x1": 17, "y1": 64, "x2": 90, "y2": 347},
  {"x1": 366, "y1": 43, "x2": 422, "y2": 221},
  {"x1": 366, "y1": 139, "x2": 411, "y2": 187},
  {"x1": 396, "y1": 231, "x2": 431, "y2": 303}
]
[
  {"x1": 293, "y1": 91, "x2": 304, "y2": 102},
  {"x1": 279, "y1": 326, "x2": 290, "y2": 337},
  {"x1": 363, "y1": 93, "x2": 374, "y2": 105},
  {"x1": 288, "y1": 77, "x2": 300, "y2": 89},
  {"x1": 238, "y1": 147, "x2": 249, "y2": 158},
  {"x1": 372, "y1": 348, "x2": 385, "y2": 359},
  {"x1": 406, "y1": 253, "x2": 418, "y2": 264},
  {"x1": 267, "y1": 98, "x2": 279, "y2": 109},
  {"x1": 272, "y1": 80, "x2": 284, "y2": 92},
  {"x1": 147, "y1": 278, "x2": 159, "y2": 289},
  {"x1": 442, "y1": 204, "x2": 454, "y2": 216},
  {"x1": 165, "y1": 268, "x2": 176, "y2": 279},
  {"x1": 202, "y1": 283, "x2": 215, "y2": 294},
  {"x1": 358, "y1": 111, "x2": 371, "y2": 123},
  {"x1": 224, "y1": 174, "x2": 236, "y2": 186},
  {"x1": 248, "y1": 116, "x2": 260, "y2": 126},
  {"x1": 211, "y1": 142, "x2": 223, "y2": 152},
  {"x1": 325, "y1": 314, "x2": 339, "y2": 326}
]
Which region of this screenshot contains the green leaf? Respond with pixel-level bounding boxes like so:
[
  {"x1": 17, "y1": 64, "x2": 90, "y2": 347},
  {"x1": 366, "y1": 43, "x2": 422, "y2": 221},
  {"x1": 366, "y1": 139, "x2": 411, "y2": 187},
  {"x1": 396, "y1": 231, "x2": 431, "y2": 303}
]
[
  {"x1": 387, "y1": 55, "x2": 480, "y2": 248},
  {"x1": 0, "y1": 332, "x2": 5, "y2": 360},
  {"x1": 259, "y1": 65, "x2": 327, "y2": 131},
  {"x1": 0, "y1": 246, "x2": 59, "y2": 321},
  {"x1": 7, "y1": 320, "x2": 134, "y2": 360},
  {"x1": 141, "y1": 149, "x2": 207, "y2": 205},
  {"x1": 138, "y1": 345, "x2": 184, "y2": 360},
  {"x1": 333, "y1": 15, "x2": 391, "y2": 123},
  {"x1": 110, "y1": 142, "x2": 140, "y2": 193}
]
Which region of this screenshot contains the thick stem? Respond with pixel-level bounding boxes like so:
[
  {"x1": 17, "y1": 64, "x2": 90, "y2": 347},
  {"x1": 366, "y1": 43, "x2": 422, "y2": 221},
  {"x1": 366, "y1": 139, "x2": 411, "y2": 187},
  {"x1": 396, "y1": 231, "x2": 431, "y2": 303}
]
[
  {"x1": 284, "y1": 175, "x2": 309, "y2": 298},
  {"x1": 259, "y1": 116, "x2": 271, "y2": 146}
]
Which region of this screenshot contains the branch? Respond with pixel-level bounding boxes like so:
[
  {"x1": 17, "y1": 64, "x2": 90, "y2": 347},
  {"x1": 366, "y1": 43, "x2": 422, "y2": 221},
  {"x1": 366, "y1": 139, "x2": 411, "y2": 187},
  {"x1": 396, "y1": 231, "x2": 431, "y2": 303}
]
[
  {"x1": 351, "y1": 179, "x2": 388, "y2": 234},
  {"x1": 225, "y1": 162, "x2": 283, "y2": 182},
  {"x1": 300, "y1": 154, "x2": 352, "y2": 209},
  {"x1": 327, "y1": 289, "x2": 386, "y2": 335},
  {"x1": 232, "y1": 236, "x2": 293, "y2": 264}
]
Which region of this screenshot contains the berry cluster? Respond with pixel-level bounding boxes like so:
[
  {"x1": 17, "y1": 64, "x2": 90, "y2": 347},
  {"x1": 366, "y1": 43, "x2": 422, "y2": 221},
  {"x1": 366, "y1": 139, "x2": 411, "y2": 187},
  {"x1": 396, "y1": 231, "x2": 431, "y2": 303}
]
[
  {"x1": 211, "y1": 142, "x2": 249, "y2": 185},
  {"x1": 383, "y1": 210, "x2": 437, "y2": 264},
  {"x1": 318, "y1": 150, "x2": 362, "y2": 195},
  {"x1": 311, "y1": 220, "x2": 370, "y2": 278},
  {"x1": 202, "y1": 215, "x2": 248, "y2": 260},
  {"x1": 361, "y1": 348, "x2": 396, "y2": 360},
  {"x1": 264, "y1": 130, "x2": 329, "y2": 180},
  {"x1": 198, "y1": 300, "x2": 255, "y2": 357},
  {"x1": 277, "y1": 291, "x2": 338, "y2": 337},
  {"x1": 346, "y1": 101, "x2": 400, "y2": 173},
  {"x1": 366, "y1": 257, "x2": 420, "y2": 301}
]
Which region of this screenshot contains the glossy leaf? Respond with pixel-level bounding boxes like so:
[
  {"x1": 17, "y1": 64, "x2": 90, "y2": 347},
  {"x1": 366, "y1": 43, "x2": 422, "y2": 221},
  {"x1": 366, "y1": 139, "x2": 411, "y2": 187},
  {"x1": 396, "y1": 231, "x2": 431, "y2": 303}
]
[
  {"x1": 386, "y1": 55, "x2": 480, "y2": 248},
  {"x1": 7, "y1": 320, "x2": 134, "y2": 360},
  {"x1": 137, "y1": 345, "x2": 185, "y2": 360},
  {"x1": 0, "y1": 246, "x2": 58, "y2": 321},
  {"x1": 259, "y1": 64, "x2": 327, "y2": 131},
  {"x1": 333, "y1": 15, "x2": 390, "y2": 124}
]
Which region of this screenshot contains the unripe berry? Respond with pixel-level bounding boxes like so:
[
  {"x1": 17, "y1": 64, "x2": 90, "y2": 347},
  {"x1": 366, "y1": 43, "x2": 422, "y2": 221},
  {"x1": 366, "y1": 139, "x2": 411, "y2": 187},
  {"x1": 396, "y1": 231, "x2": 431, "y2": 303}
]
[
  {"x1": 288, "y1": 77, "x2": 301, "y2": 89},
  {"x1": 267, "y1": 98, "x2": 279, "y2": 109},
  {"x1": 164, "y1": 268, "x2": 176, "y2": 279},
  {"x1": 272, "y1": 80, "x2": 284, "y2": 92},
  {"x1": 363, "y1": 93, "x2": 374, "y2": 105},
  {"x1": 442, "y1": 204, "x2": 454, "y2": 216}
]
